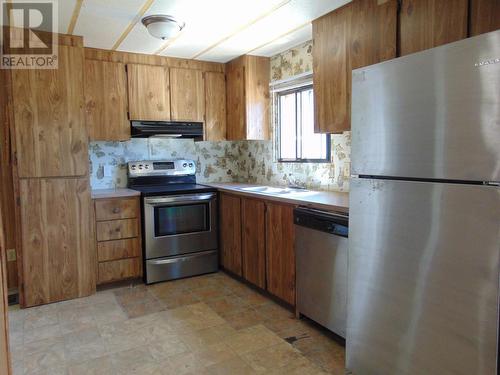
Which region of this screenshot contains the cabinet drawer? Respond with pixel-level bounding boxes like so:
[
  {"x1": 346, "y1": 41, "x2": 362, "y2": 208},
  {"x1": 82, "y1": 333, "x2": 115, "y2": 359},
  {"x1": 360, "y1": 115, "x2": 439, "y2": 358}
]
[
  {"x1": 95, "y1": 198, "x2": 139, "y2": 221},
  {"x1": 98, "y1": 238, "x2": 141, "y2": 262},
  {"x1": 96, "y1": 219, "x2": 139, "y2": 241},
  {"x1": 98, "y1": 258, "x2": 141, "y2": 284}
]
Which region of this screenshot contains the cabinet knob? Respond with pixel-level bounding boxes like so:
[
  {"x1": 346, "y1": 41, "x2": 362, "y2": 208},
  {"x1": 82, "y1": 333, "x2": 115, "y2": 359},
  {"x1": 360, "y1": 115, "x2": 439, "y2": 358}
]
[{"x1": 112, "y1": 207, "x2": 121, "y2": 214}]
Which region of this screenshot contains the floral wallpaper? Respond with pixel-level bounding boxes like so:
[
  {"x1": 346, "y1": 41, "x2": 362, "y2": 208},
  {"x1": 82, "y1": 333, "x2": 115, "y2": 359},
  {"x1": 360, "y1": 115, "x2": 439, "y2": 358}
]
[
  {"x1": 271, "y1": 40, "x2": 313, "y2": 81},
  {"x1": 89, "y1": 40, "x2": 351, "y2": 192}
]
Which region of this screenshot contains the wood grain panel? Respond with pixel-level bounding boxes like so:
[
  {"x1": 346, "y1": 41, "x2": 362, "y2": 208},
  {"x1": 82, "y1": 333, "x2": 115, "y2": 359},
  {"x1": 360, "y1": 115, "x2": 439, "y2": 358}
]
[
  {"x1": 265, "y1": 202, "x2": 296, "y2": 305},
  {"x1": 12, "y1": 45, "x2": 88, "y2": 177},
  {"x1": 219, "y1": 193, "x2": 242, "y2": 276},
  {"x1": 0, "y1": 69, "x2": 17, "y2": 290},
  {"x1": 95, "y1": 197, "x2": 139, "y2": 221},
  {"x1": 350, "y1": 0, "x2": 397, "y2": 70},
  {"x1": 20, "y1": 178, "x2": 95, "y2": 307},
  {"x1": 127, "y1": 64, "x2": 170, "y2": 121},
  {"x1": 225, "y1": 57, "x2": 246, "y2": 140},
  {"x1": 204, "y1": 72, "x2": 226, "y2": 141},
  {"x1": 97, "y1": 238, "x2": 141, "y2": 262},
  {"x1": 0, "y1": 192, "x2": 12, "y2": 375},
  {"x1": 399, "y1": 0, "x2": 468, "y2": 56},
  {"x1": 241, "y1": 198, "x2": 266, "y2": 289},
  {"x1": 85, "y1": 47, "x2": 224, "y2": 73},
  {"x1": 469, "y1": 0, "x2": 500, "y2": 36},
  {"x1": 85, "y1": 60, "x2": 129, "y2": 141},
  {"x1": 313, "y1": 3, "x2": 352, "y2": 133},
  {"x1": 98, "y1": 258, "x2": 141, "y2": 284},
  {"x1": 96, "y1": 219, "x2": 139, "y2": 242},
  {"x1": 245, "y1": 56, "x2": 270, "y2": 140},
  {"x1": 170, "y1": 68, "x2": 205, "y2": 122}
]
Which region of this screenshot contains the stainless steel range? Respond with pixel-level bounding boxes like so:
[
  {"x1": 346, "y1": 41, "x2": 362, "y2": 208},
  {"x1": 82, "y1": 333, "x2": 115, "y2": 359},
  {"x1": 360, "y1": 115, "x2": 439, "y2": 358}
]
[{"x1": 128, "y1": 159, "x2": 218, "y2": 284}]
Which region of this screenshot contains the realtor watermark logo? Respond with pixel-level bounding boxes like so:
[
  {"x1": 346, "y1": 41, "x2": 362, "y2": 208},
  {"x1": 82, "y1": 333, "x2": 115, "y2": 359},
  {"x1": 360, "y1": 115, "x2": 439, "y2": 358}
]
[{"x1": 1, "y1": 0, "x2": 58, "y2": 69}]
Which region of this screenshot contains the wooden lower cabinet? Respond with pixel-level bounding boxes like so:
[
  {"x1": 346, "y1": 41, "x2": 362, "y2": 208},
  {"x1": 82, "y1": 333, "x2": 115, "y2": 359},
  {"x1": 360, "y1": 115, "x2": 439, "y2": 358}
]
[
  {"x1": 98, "y1": 258, "x2": 142, "y2": 284},
  {"x1": 241, "y1": 198, "x2": 266, "y2": 289},
  {"x1": 219, "y1": 193, "x2": 242, "y2": 276},
  {"x1": 20, "y1": 178, "x2": 95, "y2": 307},
  {"x1": 219, "y1": 193, "x2": 296, "y2": 305},
  {"x1": 93, "y1": 196, "x2": 142, "y2": 285},
  {"x1": 0, "y1": 195, "x2": 12, "y2": 374},
  {"x1": 265, "y1": 202, "x2": 296, "y2": 305}
]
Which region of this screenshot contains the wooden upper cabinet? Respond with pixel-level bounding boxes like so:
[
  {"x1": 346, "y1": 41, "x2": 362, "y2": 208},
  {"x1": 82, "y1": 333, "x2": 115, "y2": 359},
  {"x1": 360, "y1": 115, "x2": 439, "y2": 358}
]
[
  {"x1": 350, "y1": 0, "x2": 398, "y2": 70},
  {"x1": 12, "y1": 45, "x2": 88, "y2": 178},
  {"x1": 20, "y1": 178, "x2": 95, "y2": 307},
  {"x1": 313, "y1": 1, "x2": 397, "y2": 134},
  {"x1": 469, "y1": 0, "x2": 500, "y2": 36},
  {"x1": 85, "y1": 60, "x2": 129, "y2": 141},
  {"x1": 226, "y1": 59, "x2": 246, "y2": 139},
  {"x1": 226, "y1": 55, "x2": 270, "y2": 140},
  {"x1": 219, "y1": 193, "x2": 242, "y2": 276},
  {"x1": 313, "y1": 4, "x2": 352, "y2": 134},
  {"x1": 241, "y1": 198, "x2": 266, "y2": 289},
  {"x1": 399, "y1": 0, "x2": 468, "y2": 56},
  {"x1": 204, "y1": 71, "x2": 226, "y2": 141},
  {"x1": 170, "y1": 67, "x2": 205, "y2": 122},
  {"x1": 127, "y1": 64, "x2": 170, "y2": 121},
  {"x1": 265, "y1": 202, "x2": 296, "y2": 305}
]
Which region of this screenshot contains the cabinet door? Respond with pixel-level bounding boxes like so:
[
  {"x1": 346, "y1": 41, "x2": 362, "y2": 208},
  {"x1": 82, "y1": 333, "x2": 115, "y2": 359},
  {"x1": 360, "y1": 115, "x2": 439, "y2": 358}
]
[
  {"x1": 399, "y1": 0, "x2": 468, "y2": 56},
  {"x1": 219, "y1": 193, "x2": 242, "y2": 276},
  {"x1": 469, "y1": 0, "x2": 500, "y2": 36},
  {"x1": 0, "y1": 199, "x2": 11, "y2": 375},
  {"x1": 313, "y1": 4, "x2": 352, "y2": 134},
  {"x1": 241, "y1": 198, "x2": 266, "y2": 289},
  {"x1": 350, "y1": 0, "x2": 397, "y2": 70},
  {"x1": 85, "y1": 60, "x2": 129, "y2": 141},
  {"x1": 12, "y1": 45, "x2": 88, "y2": 178},
  {"x1": 226, "y1": 58, "x2": 246, "y2": 140},
  {"x1": 170, "y1": 68, "x2": 205, "y2": 122},
  {"x1": 127, "y1": 64, "x2": 170, "y2": 121},
  {"x1": 245, "y1": 56, "x2": 270, "y2": 140},
  {"x1": 265, "y1": 202, "x2": 295, "y2": 305},
  {"x1": 204, "y1": 72, "x2": 226, "y2": 141},
  {"x1": 20, "y1": 178, "x2": 95, "y2": 307}
]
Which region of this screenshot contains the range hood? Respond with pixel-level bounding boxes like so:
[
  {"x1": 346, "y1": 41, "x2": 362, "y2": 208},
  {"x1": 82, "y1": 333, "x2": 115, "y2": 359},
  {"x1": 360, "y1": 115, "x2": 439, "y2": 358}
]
[{"x1": 131, "y1": 121, "x2": 203, "y2": 140}]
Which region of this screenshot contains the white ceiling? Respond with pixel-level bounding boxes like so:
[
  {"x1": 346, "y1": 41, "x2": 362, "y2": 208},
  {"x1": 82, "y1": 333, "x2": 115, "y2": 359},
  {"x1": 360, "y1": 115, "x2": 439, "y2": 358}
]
[{"x1": 5, "y1": 0, "x2": 350, "y2": 62}]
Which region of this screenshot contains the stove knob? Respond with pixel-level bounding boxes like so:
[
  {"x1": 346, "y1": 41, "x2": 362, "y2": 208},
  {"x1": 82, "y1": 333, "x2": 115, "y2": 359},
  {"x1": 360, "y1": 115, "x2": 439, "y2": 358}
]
[
  {"x1": 189, "y1": 163, "x2": 193, "y2": 168},
  {"x1": 145, "y1": 165, "x2": 149, "y2": 169},
  {"x1": 183, "y1": 163, "x2": 187, "y2": 168}
]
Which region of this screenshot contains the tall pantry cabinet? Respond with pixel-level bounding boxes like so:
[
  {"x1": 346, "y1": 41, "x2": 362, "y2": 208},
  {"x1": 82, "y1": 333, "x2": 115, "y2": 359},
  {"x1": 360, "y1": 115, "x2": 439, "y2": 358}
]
[{"x1": 9, "y1": 35, "x2": 95, "y2": 307}]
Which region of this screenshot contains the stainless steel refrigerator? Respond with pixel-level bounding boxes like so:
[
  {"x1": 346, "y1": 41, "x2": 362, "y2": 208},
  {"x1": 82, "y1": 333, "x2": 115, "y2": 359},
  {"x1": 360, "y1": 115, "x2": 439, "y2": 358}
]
[{"x1": 348, "y1": 30, "x2": 500, "y2": 375}]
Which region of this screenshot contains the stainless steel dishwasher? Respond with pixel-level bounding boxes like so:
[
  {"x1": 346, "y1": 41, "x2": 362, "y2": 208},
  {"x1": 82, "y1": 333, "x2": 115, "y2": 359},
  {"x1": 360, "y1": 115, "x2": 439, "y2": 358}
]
[{"x1": 294, "y1": 206, "x2": 348, "y2": 338}]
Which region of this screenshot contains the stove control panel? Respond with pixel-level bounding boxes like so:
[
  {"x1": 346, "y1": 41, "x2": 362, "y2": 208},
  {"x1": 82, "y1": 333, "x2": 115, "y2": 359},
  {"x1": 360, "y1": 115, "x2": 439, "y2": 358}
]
[{"x1": 128, "y1": 159, "x2": 196, "y2": 177}]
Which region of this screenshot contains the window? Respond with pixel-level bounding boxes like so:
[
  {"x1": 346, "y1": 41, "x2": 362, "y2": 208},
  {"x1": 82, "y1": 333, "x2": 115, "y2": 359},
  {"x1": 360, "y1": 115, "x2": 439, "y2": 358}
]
[{"x1": 277, "y1": 85, "x2": 330, "y2": 162}]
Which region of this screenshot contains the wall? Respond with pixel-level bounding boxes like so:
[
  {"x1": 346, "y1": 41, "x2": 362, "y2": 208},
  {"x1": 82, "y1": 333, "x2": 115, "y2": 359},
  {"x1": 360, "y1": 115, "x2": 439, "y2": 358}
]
[{"x1": 90, "y1": 40, "x2": 351, "y2": 192}]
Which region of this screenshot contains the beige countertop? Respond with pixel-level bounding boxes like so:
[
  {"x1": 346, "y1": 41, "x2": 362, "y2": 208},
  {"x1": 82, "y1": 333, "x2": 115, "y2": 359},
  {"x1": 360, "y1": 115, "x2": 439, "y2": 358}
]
[
  {"x1": 205, "y1": 182, "x2": 349, "y2": 213},
  {"x1": 91, "y1": 188, "x2": 141, "y2": 199}
]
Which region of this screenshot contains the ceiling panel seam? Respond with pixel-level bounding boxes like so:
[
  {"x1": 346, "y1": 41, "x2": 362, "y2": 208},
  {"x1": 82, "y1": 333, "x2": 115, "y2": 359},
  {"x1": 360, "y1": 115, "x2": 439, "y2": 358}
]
[
  {"x1": 246, "y1": 21, "x2": 310, "y2": 55},
  {"x1": 187, "y1": 0, "x2": 292, "y2": 59},
  {"x1": 112, "y1": 0, "x2": 155, "y2": 50},
  {"x1": 67, "y1": 0, "x2": 83, "y2": 34}
]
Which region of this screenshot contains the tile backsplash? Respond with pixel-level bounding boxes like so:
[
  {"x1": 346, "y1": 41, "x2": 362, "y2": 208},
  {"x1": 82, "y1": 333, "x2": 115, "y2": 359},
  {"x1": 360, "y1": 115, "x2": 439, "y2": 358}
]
[
  {"x1": 89, "y1": 134, "x2": 350, "y2": 192},
  {"x1": 90, "y1": 39, "x2": 351, "y2": 192}
]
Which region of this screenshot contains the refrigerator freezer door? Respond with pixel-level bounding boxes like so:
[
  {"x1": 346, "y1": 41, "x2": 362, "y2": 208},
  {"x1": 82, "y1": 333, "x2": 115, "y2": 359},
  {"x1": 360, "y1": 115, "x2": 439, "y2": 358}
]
[
  {"x1": 347, "y1": 178, "x2": 500, "y2": 375},
  {"x1": 351, "y1": 30, "x2": 500, "y2": 182}
]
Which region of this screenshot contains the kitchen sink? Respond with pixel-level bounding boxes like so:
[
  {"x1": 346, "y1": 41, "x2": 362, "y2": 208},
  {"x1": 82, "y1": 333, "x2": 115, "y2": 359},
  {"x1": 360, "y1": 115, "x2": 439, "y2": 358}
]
[{"x1": 238, "y1": 186, "x2": 315, "y2": 196}]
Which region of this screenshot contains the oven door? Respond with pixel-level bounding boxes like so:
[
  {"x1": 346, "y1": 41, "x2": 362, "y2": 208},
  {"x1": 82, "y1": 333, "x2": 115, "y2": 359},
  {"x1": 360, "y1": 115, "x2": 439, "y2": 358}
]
[{"x1": 143, "y1": 193, "x2": 218, "y2": 259}]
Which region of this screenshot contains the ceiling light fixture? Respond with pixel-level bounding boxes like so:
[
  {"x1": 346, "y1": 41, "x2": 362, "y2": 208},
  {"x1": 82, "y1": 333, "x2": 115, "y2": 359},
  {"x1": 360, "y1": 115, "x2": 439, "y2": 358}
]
[{"x1": 141, "y1": 15, "x2": 185, "y2": 40}]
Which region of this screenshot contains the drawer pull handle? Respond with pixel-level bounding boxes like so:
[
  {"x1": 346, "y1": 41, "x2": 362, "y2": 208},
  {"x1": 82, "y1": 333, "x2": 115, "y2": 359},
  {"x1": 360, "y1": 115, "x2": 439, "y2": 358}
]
[{"x1": 112, "y1": 208, "x2": 121, "y2": 214}]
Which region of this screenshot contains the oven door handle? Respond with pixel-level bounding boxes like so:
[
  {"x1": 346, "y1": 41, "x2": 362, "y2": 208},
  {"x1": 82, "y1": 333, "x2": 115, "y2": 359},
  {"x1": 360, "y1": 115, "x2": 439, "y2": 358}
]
[
  {"x1": 144, "y1": 193, "x2": 216, "y2": 206},
  {"x1": 148, "y1": 251, "x2": 215, "y2": 265}
]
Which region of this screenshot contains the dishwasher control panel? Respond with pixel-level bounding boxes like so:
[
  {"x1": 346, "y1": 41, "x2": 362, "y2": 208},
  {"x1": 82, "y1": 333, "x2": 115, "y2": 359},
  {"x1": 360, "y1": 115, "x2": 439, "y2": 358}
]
[{"x1": 294, "y1": 207, "x2": 348, "y2": 237}]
